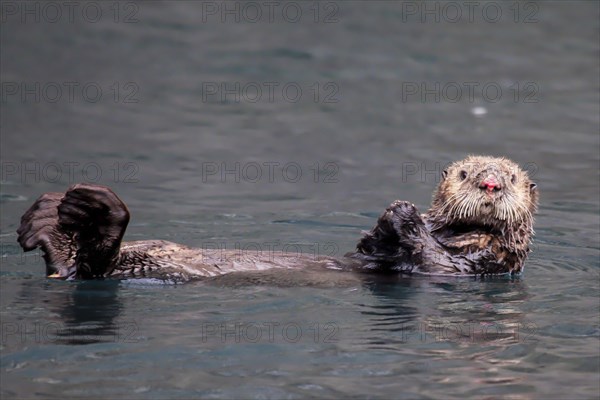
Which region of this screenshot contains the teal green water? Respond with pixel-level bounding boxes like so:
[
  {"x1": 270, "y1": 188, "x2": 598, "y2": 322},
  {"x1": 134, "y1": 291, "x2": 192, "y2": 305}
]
[{"x1": 1, "y1": 1, "x2": 599, "y2": 399}]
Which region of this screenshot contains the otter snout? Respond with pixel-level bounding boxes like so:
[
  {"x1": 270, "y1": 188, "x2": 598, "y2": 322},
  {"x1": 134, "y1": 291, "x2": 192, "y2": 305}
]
[{"x1": 479, "y1": 174, "x2": 502, "y2": 193}]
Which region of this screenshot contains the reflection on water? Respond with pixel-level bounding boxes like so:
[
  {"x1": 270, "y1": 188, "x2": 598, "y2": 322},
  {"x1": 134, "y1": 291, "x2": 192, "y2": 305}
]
[
  {"x1": 11, "y1": 280, "x2": 124, "y2": 345},
  {"x1": 348, "y1": 276, "x2": 534, "y2": 352}
]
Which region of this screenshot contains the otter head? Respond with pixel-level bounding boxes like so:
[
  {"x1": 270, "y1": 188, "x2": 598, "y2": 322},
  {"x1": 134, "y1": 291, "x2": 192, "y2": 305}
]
[{"x1": 430, "y1": 155, "x2": 538, "y2": 231}]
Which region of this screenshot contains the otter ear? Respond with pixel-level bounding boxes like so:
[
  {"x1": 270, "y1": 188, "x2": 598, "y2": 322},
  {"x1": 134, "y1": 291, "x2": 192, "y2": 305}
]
[
  {"x1": 441, "y1": 169, "x2": 448, "y2": 180},
  {"x1": 529, "y1": 183, "x2": 537, "y2": 192}
]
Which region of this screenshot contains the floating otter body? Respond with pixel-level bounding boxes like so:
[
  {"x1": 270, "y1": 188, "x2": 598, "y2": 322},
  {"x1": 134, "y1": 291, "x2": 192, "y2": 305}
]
[{"x1": 17, "y1": 156, "x2": 538, "y2": 281}]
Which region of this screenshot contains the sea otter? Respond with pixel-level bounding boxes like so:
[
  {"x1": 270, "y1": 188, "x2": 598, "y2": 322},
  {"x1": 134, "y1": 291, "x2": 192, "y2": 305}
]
[{"x1": 16, "y1": 156, "x2": 538, "y2": 281}]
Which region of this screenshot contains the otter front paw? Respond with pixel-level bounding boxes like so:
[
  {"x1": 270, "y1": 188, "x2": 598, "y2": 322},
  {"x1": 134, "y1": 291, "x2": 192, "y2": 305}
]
[
  {"x1": 386, "y1": 201, "x2": 423, "y2": 234},
  {"x1": 386, "y1": 200, "x2": 418, "y2": 217},
  {"x1": 356, "y1": 200, "x2": 426, "y2": 258}
]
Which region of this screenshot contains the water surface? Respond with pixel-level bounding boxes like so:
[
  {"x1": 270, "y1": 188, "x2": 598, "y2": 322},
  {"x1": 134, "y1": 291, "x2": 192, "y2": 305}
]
[{"x1": 1, "y1": 1, "x2": 599, "y2": 399}]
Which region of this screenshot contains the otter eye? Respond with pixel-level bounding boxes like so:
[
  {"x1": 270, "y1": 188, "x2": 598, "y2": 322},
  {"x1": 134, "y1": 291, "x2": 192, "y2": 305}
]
[
  {"x1": 511, "y1": 174, "x2": 517, "y2": 184},
  {"x1": 459, "y1": 170, "x2": 467, "y2": 180}
]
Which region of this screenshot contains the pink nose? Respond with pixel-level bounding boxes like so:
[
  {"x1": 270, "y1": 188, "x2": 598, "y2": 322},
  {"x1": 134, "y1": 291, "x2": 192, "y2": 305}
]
[{"x1": 480, "y1": 175, "x2": 501, "y2": 191}]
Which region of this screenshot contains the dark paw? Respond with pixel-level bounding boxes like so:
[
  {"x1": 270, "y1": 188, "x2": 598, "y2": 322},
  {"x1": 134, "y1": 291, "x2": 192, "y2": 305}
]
[
  {"x1": 356, "y1": 201, "x2": 424, "y2": 258},
  {"x1": 58, "y1": 183, "x2": 130, "y2": 236},
  {"x1": 17, "y1": 192, "x2": 63, "y2": 251},
  {"x1": 387, "y1": 200, "x2": 419, "y2": 218},
  {"x1": 56, "y1": 184, "x2": 130, "y2": 278},
  {"x1": 385, "y1": 201, "x2": 424, "y2": 235},
  {"x1": 17, "y1": 192, "x2": 78, "y2": 276}
]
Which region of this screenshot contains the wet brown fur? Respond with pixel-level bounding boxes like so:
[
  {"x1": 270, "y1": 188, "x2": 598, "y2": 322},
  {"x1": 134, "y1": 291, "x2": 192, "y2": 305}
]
[{"x1": 355, "y1": 155, "x2": 538, "y2": 275}]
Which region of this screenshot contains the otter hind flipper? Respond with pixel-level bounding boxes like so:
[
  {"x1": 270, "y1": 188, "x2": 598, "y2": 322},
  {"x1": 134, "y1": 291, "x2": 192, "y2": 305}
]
[
  {"x1": 56, "y1": 183, "x2": 130, "y2": 279},
  {"x1": 17, "y1": 192, "x2": 77, "y2": 277}
]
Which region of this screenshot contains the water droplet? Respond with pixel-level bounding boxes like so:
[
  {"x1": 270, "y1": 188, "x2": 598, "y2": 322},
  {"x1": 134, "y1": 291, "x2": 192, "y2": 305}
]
[{"x1": 471, "y1": 107, "x2": 487, "y2": 116}]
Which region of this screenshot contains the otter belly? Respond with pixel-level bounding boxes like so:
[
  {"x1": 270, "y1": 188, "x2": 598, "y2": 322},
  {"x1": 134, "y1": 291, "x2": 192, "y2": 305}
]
[{"x1": 110, "y1": 240, "x2": 346, "y2": 281}]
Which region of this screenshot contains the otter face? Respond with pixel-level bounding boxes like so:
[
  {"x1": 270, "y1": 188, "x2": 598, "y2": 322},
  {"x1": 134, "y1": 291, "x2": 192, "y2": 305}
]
[{"x1": 432, "y1": 156, "x2": 538, "y2": 228}]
